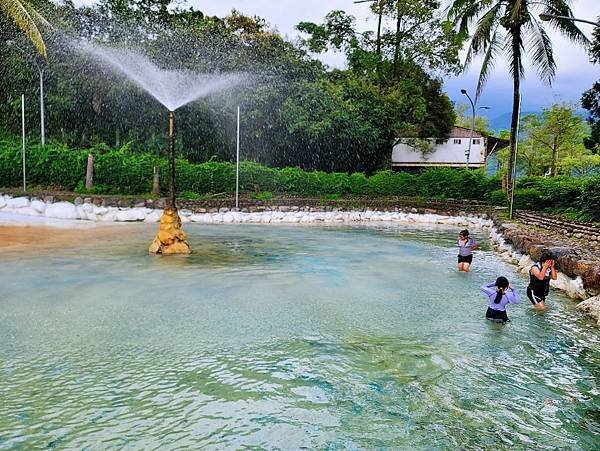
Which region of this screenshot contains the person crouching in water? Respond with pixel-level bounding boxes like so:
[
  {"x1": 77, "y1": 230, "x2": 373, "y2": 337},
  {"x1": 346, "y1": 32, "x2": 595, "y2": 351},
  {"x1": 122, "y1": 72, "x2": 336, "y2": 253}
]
[
  {"x1": 457, "y1": 229, "x2": 478, "y2": 272},
  {"x1": 527, "y1": 251, "x2": 557, "y2": 310},
  {"x1": 481, "y1": 277, "x2": 520, "y2": 323}
]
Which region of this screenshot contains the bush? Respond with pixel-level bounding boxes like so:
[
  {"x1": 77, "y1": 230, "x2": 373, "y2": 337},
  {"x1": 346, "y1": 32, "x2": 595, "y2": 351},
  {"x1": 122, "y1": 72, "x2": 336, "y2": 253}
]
[
  {"x1": 368, "y1": 170, "x2": 417, "y2": 196},
  {"x1": 581, "y1": 176, "x2": 600, "y2": 221},
  {"x1": 488, "y1": 189, "x2": 507, "y2": 206},
  {"x1": 348, "y1": 172, "x2": 369, "y2": 195},
  {"x1": 0, "y1": 138, "x2": 596, "y2": 221},
  {"x1": 417, "y1": 168, "x2": 494, "y2": 200},
  {"x1": 517, "y1": 176, "x2": 584, "y2": 210},
  {"x1": 513, "y1": 188, "x2": 543, "y2": 210}
]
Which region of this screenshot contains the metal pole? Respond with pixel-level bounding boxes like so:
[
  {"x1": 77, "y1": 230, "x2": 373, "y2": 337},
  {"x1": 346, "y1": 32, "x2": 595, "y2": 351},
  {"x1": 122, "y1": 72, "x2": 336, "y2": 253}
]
[
  {"x1": 167, "y1": 111, "x2": 176, "y2": 210},
  {"x1": 235, "y1": 106, "x2": 240, "y2": 210},
  {"x1": 39, "y1": 66, "x2": 45, "y2": 147},
  {"x1": 461, "y1": 90, "x2": 475, "y2": 169},
  {"x1": 21, "y1": 94, "x2": 26, "y2": 192},
  {"x1": 468, "y1": 106, "x2": 475, "y2": 168},
  {"x1": 509, "y1": 94, "x2": 522, "y2": 219}
]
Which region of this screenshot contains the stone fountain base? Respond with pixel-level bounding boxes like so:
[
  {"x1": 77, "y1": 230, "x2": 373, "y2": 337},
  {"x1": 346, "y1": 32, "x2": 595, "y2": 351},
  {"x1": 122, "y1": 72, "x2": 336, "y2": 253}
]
[{"x1": 148, "y1": 208, "x2": 191, "y2": 254}]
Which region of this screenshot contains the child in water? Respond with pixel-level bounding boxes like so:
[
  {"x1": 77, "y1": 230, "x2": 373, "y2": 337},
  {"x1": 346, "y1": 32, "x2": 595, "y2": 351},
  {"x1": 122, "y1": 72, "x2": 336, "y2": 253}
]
[
  {"x1": 527, "y1": 251, "x2": 557, "y2": 310},
  {"x1": 481, "y1": 276, "x2": 520, "y2": 323},
  {"x1": 457, "y1": 229, "x2": 478, "y2": 272}
]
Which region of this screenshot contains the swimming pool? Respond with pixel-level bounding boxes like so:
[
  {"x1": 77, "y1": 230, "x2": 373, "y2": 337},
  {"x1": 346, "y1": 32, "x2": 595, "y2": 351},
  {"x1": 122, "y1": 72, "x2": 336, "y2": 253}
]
[{"x1": 1, "y1": 223, "x2": 598, "y2": 448}]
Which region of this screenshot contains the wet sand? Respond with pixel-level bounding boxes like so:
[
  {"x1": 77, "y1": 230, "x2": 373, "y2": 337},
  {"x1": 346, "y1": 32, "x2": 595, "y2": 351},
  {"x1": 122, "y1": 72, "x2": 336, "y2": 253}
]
[{"x1": 0, "y1": 222, "x2": 152, "y2": 256}]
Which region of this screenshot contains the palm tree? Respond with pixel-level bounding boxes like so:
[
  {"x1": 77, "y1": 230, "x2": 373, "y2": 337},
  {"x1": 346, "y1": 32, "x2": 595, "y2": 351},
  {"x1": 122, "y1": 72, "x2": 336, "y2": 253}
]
[
  {"x1": 1, "y1": 0, "x2": 50, "y2": 57},
  {"x1": 448, "y1": 0, "x2": 588, "y2": 193}
]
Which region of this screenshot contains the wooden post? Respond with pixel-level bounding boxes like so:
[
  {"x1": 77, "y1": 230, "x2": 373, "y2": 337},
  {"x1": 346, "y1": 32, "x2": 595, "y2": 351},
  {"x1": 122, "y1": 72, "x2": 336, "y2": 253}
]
[
  {"x1": 85, "y1": 153, "x2": 94, "y2": 189},
  {"x1": 153, "y1": 166, "x2": 161, "y2": 196}
]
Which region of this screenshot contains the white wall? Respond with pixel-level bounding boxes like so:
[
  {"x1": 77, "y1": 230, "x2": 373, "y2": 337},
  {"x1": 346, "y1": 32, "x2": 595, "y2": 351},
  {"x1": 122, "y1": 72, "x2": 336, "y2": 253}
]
[{"x1": 392, "y1": 138, "x2": 486, "y2": 167}]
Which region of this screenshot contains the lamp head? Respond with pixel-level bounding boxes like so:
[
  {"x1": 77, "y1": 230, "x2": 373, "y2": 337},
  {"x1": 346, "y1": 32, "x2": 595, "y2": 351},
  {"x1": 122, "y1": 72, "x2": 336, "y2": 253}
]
[
  {"x1": 460, "y1": 89, "x2": 467, "y2": 95},
  {"x1": 539, "y1": 13, "x2": 552, "y2": 21}
]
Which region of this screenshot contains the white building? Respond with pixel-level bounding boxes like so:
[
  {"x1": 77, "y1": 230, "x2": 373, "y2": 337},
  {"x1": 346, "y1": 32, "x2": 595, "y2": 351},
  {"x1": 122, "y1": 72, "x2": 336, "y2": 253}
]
[{"x1": 391, "y1": 126, "x2": 507, "y2": 170}]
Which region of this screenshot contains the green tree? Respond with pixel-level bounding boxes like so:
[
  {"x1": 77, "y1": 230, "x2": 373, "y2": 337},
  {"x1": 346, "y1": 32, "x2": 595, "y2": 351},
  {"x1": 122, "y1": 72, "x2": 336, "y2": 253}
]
[
  {"x1": 582, "y1": 81, "x2": 600, "y2": 152},
  {"x1": 582, "y1": 25, "x2": 599, "y2": 152},
  {"x1": 521, "y1": 105, "x2": 588, "y2": 176},
  {"x1": 298, "y1": 3, "x2": 460, "y2": 78},
  {"x1": 448, "y1": 0, "x2": 588, "y2": 192},
  {"x1": 454, "y1": 102, "x2": 490, "y2": 134}
]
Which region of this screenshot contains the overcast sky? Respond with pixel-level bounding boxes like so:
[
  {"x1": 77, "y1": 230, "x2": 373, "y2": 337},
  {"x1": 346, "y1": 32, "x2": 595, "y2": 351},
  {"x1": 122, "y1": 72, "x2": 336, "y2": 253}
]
[{"x1": 77, "y1": 0, "x2": 599, "y2": 118}]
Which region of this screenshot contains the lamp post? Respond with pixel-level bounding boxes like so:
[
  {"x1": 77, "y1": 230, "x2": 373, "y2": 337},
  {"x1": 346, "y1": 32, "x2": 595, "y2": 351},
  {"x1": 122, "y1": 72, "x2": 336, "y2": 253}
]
[
  {"x1": 35, "y1": 55, "x2": 46, "y2": 147},
  {"x1": 460, "y1": 89, "x2": 476, "y2": 169},
  {"x1": 539, "y1": 13, "x2": 599, "y2": 27},
  {"x1": 460, "y1": 90, "x2": 491, "y2": 168}
]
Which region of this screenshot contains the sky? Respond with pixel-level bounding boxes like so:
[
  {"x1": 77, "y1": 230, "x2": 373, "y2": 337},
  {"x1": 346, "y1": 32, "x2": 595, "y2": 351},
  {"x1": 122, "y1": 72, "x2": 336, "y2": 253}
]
[{"x1": 76, "y1": 0, "x2": 599, "y2": 120}]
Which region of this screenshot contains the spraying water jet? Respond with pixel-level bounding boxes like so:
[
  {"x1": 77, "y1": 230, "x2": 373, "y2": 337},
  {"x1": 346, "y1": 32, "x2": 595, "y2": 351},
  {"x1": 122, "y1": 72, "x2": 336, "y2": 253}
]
[{"x1": 72, "y1": 40, "x2": 249, "y2": 254}]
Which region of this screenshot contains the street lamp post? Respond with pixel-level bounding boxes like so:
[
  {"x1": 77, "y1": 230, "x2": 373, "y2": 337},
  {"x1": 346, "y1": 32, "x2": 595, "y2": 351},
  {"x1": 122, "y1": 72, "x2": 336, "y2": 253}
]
[
  {"x1": 460, "y1": 89, "x2": 476, "y2": 169},
  {"x1": 539, "y1": 14, "x2": 599, "y2": 27},
  {"x1": 35, "y1": 56, "x2": 46, "y2": 147}
]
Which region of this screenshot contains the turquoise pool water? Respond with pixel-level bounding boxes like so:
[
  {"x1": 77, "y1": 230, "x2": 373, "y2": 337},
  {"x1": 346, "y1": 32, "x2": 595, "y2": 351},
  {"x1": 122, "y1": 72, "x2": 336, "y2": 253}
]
[{"x1": 1, "y1": 224, "x2": 599, "y2": 449}]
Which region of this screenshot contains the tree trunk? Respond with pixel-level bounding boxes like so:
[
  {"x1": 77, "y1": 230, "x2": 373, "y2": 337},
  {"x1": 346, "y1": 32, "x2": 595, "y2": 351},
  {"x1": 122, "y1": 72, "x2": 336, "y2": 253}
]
[
  {"x1": 393, "y1": 1, "x2": 402, "y2": 78},
  {"x1": 506, "y1": 28, "x2": 521, "y2": 196},
  {"x1": 551, "y1": 138, "x2": 558, "y2": 176},
  {"x1": 376, "y1": 0, "x2": 383, "y2": 56}
]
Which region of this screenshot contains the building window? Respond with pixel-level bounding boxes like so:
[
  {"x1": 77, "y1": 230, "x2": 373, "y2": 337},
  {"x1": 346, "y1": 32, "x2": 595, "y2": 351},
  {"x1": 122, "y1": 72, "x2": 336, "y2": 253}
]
[
  {"x1": 435, "y1": 138, "x2": 445, "y2": 145},
  {"x1": 473, "y1": 138, "x2": 481, "y2": 145},
  {"x1": 453, "y1": 139, "x2": 461, "y2": 144}
]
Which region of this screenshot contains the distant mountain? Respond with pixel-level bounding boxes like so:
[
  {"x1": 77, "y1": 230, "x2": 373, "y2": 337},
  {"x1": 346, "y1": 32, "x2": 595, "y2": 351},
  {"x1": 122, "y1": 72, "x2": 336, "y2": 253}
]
[
  {"x1": 489, "y1": 111, "x2": 539, "y2": 133},
  {"x1": 489, "y1": 109, "x2": 589, "y2": 133}
]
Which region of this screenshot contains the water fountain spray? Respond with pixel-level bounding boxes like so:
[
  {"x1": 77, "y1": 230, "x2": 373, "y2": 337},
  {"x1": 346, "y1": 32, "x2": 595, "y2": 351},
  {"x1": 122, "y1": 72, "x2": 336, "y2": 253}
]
[{"x1": 73, "y1": 40, "x2": 248, "y2": 254}]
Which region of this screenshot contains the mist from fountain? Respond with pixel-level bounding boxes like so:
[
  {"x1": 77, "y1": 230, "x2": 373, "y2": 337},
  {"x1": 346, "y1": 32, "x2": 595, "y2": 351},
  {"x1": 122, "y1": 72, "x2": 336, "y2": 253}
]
[{"x1": 73, "y1": 40, "x2": 248, "y2": 111}]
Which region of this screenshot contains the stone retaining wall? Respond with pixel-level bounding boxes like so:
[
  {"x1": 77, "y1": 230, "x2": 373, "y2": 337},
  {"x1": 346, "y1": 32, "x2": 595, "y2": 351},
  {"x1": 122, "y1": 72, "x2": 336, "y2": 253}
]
[
  {"x1": 515, "y1": 211, "x2": 600, "y2": 243},
  {"x1": 0, "y1": 193, "x2": 492, "y2": 227}
]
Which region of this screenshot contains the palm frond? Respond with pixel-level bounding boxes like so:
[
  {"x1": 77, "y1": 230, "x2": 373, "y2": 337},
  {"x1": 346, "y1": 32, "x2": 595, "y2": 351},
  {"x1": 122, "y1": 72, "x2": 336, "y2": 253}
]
[
  {"x1": 0, "y1": 0, "x2": 47, "y2": 56},
  {"x1": 539, "y1": 1, "x2": 590, "y2": 46},
  {"x1": 475, "y1": 30, "x2": 505, "y2": 99},
  {"x1": 448, "y1": 0, "x2": 495, "y2": 41},
  {"x1": 22, "y1": 0, "x2": 52, "y2": 29},
  {"x1": 469, "y1": 2, "x2": 503, "y2": 55},
  {"x1": 525, "y1": 16, "x2": 555, "y2": 85}
]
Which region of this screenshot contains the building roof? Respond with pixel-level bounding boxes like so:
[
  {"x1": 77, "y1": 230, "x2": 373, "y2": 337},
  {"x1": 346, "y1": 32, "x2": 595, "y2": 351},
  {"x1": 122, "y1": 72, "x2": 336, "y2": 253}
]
[
  {"x1": 486, "y1": 135, "x2": 510, "y2": 154},
  {"x1": 449, "y1": 126, "x2": 484, "y2": 138}
]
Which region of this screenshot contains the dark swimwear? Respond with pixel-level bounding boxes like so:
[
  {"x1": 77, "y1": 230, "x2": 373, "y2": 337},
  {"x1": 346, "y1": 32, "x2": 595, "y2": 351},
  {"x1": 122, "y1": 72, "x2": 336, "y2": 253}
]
[
  {"x1": 458, "y1": 254, "x2": 473, "y2": 264},
  {"x1": 527, "y1": 262, "x2": 551, "y2": 304},
  {"x1": 486, "y1": 307, "x2": 509, "y2": 322}
]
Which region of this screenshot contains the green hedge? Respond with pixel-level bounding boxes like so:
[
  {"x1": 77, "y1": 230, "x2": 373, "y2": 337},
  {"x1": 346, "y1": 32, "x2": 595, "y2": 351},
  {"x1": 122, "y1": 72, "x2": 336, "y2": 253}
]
[{"x1": 0, "y1": 139, "x2": 598, "y2": 220}]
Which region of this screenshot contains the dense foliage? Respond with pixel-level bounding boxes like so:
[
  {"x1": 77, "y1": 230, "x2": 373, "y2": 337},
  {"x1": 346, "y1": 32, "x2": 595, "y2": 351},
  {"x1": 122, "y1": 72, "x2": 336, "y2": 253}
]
[
  {"x1": 0, "y1": 0, "x2": 456, "y2": 174},
  {"x1": 493, "y1": 104, "x2": 596, "y2": 177},
  {"x1": 0, "y1": 138, "x2": 498, "y2": 199},
  {"x1": 2, "y1": 138, "x2": 598, "y2": 220}
]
